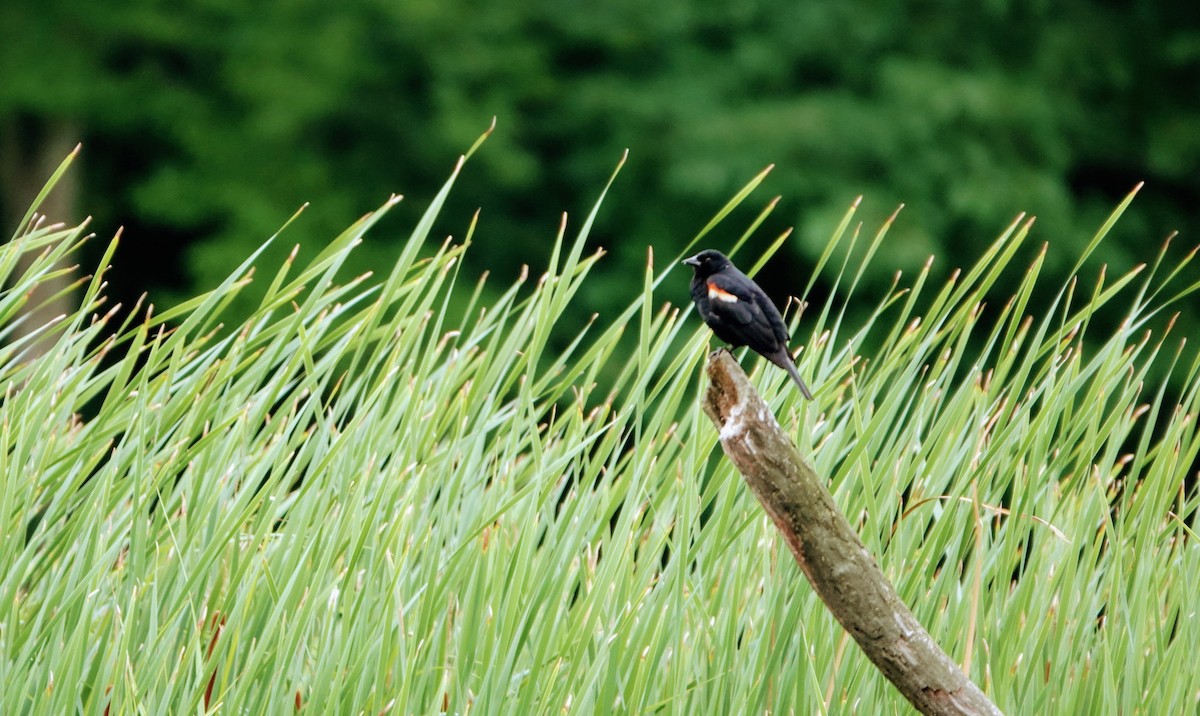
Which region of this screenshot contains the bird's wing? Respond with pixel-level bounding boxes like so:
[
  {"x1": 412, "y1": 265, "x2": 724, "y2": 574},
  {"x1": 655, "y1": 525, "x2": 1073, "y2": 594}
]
[
  {"x1": 705, "y1": 272, "x2": 781, "y2": 349},
  {"x1": 703, "y1": 273, "x2": 757, "y2": 321},
  {"x1": 764, "y1": 294, "x2": 791, "y2": 344}
]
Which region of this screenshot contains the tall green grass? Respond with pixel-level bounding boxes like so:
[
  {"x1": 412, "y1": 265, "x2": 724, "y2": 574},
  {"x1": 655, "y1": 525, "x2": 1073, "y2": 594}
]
[{"x1": 1, "y1": 143, "x2": 1197, "y2": 714}]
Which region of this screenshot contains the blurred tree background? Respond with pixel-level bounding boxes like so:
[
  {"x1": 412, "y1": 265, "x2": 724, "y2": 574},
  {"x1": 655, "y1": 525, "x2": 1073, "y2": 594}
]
[{"x1": 2, "y1": 0, "x2": 1198, "y2": 353}]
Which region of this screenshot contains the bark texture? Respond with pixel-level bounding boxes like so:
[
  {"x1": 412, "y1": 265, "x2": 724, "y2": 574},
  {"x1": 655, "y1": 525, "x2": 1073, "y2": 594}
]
[{"x1": 702, "y1": 350, "x2": 1002, "y2": 716}]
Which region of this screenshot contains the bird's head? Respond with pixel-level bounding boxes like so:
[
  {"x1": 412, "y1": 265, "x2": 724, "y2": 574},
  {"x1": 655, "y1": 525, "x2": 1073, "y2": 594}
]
[{"x1": 682, "y1": 249, "x2": 732, "y2": 277}]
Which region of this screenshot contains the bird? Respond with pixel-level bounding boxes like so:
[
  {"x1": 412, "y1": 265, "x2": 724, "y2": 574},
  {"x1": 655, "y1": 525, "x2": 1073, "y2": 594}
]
[{"x1": 683, "y1": 249, "x2": 813, "y2": 399}]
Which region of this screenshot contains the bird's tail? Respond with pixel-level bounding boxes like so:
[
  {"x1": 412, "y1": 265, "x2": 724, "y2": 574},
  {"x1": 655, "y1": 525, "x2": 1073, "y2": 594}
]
[{"x1": 771, "y1": 349, "x2": 814, "y2": 400}]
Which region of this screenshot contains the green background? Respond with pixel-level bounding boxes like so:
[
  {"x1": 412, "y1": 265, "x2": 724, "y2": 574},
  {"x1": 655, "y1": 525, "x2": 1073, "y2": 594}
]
[{"x1": 2, "y1": 0, "x2": 1198, "y2": 334}]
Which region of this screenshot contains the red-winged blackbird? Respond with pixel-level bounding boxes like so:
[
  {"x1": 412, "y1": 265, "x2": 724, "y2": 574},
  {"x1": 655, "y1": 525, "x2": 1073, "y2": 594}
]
[{"x1": 684, "y1": 249, "x2": 814, "y2": 399}]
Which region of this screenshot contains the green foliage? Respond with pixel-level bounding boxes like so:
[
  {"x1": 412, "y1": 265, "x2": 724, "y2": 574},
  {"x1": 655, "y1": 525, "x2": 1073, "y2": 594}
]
[
  {"x1": 3, "y1": 0, "x2": 1198, "y2": 329},
  {"x1": 1, "y1": 147, "x2": 1197, "y2": 713}
]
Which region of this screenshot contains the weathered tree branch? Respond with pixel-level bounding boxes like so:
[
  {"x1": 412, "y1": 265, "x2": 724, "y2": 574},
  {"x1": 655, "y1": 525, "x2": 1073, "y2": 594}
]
[{"x1": 702, "y1": 351, "x2": 1002, "y2": 716}]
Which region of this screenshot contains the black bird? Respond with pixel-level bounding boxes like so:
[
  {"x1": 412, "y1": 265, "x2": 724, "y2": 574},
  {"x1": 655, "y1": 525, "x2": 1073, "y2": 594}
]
[{"x1": 683, "y1": 249, "x2": 813, "y2": 399}]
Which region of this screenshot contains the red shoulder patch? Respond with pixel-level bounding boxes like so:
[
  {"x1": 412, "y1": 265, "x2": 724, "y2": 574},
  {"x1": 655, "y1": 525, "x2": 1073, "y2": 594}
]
[{"x1": 707, "y1": 281, "x2": 739, "y2": 303}]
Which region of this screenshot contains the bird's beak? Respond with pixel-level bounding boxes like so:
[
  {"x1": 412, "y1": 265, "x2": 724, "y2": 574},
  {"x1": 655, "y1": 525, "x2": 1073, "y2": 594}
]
[{"x1": 683, "y1": 255, "x2": 701, "y2": 267}]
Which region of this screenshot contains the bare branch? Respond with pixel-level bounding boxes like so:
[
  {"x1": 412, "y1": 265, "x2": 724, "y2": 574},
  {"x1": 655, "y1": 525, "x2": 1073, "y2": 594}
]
[{"x1": 702, "y1": 351, "x2": 1002, "y2": 716}]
